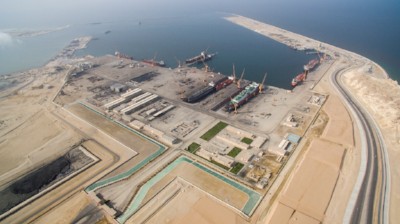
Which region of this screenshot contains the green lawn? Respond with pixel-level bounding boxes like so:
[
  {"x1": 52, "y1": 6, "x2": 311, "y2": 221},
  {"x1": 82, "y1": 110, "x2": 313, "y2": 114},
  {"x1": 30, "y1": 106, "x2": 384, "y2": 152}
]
[
  {"x1": 187, "y1": 142, "x2": 200, "y2": 153},
  {"x1": 210, "y1": 159, "x2": 230, "y2": 170},
  {"x1": 200, "y1": 121, "x2": 228, "y2": 141},
  {"x1": 227, "y1": 147, "x2": 242, "y2": 158},
  {"x1": 241, "y1": 137, "x2": 253, "y2": 144},
  {"x1": 230, "y1": 162, "x2": 244, "y2": 174}
]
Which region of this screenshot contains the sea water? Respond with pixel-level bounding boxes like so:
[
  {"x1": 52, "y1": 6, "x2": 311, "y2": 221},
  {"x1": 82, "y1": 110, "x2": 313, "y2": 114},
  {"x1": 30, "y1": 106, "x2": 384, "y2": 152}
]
[{"x1": 1, "y1": 0, "x2": 399, "y2": 85}]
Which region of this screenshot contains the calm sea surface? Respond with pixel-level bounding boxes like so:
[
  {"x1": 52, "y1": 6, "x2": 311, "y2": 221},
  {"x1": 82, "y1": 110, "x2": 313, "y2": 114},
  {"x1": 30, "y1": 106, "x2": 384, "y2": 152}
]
[{"x1": 1, "y1": 0, "x2": 399, "y2": 88}]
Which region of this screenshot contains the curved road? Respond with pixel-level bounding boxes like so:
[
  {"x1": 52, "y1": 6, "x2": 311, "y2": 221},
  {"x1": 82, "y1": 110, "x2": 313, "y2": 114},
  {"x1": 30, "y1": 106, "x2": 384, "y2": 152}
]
[{"x1": 330, "y1": 65, "x2": 390, "y2": 224}]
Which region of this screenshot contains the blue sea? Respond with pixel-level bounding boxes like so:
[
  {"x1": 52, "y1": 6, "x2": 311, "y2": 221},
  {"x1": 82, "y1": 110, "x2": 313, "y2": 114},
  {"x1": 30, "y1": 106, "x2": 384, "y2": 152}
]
[{"x1": 1, "y1": 0, "x2": 399, "y2": 89}]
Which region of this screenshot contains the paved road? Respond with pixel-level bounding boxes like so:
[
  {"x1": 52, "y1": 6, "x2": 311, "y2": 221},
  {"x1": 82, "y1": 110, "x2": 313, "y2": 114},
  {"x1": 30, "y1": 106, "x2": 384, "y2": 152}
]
[{"x1": 330, "y1": 65, "x2": 390, "y2": 224}]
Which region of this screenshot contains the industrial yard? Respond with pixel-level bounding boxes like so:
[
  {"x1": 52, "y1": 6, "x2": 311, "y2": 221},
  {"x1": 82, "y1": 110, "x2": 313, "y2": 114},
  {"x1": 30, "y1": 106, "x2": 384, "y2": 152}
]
[
  {"x1": 0, "y1": 27, "x2": 334, "y2": 223},
  {"x1": 0, "y1": 13, "x2": 397, "y2": 224}
]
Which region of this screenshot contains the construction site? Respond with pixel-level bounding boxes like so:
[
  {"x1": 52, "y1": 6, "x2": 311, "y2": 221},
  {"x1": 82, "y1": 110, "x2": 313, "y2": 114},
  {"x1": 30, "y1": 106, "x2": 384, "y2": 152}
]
[
  {"x1": 0, "y1": 29, "x2": 331, "y2": 223},
  {"x1": 1, "y1": 14, "x2": 397, "y2": 224}
]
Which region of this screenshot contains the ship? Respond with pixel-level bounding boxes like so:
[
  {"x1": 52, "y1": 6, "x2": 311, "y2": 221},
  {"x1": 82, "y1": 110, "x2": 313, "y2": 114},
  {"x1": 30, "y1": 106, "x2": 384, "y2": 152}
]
[
  {"x1": 185, "y1": 51, "x2": 216, "y2": 65},
  {"x1": 215, "y1": 76, "x2": 234, "y2": 91},
  {"x1": 141, "y1": 59, "x2": 166, "y2": 67},
  {"x1": 185, "y1": 83, "x2": 215, "y2": 103},
  {"x1": 291, "y1": 73, "x2": 307, "y2": 87},
  {"x1": 211, "y1": 85, "x2": 244, "y2": 111},
  {"x1": 226, "y1": 82, "x2": 260, "y2": 112},
  {"x1": 303, "y1": 59, "x2": 319, "y2": 71},
  {"x1": 115, "y1": 51, "x2": 133, "y2": 60},
  {"x1": 184, "y1": 77, "x2": 232, "y2": 103}
]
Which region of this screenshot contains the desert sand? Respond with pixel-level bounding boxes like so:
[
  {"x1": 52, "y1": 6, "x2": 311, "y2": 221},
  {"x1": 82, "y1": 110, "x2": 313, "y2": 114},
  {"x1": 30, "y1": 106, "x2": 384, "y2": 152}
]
[
  {"x1": 343, "y1": 68, "x2": 400, "y2": 223},
  {"x1": 265, "y1": 139, "x2": 345, "y2": 223}
]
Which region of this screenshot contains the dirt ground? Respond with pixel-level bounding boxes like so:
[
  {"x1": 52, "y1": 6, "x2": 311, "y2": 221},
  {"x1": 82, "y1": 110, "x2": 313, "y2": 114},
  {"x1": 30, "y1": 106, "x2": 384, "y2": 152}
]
[
  {"x1": 142, "y1": 162, "x2": 249, "y2": 211},
  {"x1": 32, "y1": 191, "x2": 93, "y2": 224},
  {"x1": 322, "y1": 95, "x2": 354, "y2": 147},
  {"x1": 0, "y1": 110, "x2": 80, "y2": 183},
  {"x1": 132, "y1": 181, "x2": 248, "y2": 224},
  {"x1": 0, "y1": 65, "x2": 82, "y2": 187},
  {"x1": 265, "y1": 139, "x2": 345, "y2": 224}
]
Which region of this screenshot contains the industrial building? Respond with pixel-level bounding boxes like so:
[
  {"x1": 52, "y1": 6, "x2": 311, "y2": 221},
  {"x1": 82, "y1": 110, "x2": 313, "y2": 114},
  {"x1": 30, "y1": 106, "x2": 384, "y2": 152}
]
[
  {"x1": 121, "y1": 94, "x2": 159, "y2": 115},
  {"x1": 110, "y1": 83, "x2": 127, "y2": 93},
  {"x1": 104, "y1": 88, "x2": 142, "y2": 110}
]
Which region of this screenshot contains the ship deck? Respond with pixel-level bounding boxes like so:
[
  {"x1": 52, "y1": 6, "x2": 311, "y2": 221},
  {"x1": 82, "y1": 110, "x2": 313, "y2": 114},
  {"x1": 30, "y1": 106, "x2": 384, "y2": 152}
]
[{"x1": 200, "y1": 80, "x2": 252, "y2": 111}]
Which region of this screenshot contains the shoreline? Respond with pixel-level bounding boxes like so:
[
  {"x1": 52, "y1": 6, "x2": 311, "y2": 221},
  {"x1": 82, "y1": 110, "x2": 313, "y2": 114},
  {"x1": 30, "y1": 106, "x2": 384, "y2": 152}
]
[
  {"x1": 225, "y1": 14, "x2": 390, "y2": 80},
  {"x1": 0, "y1": 36, "x2": 92, "y2": 78}
]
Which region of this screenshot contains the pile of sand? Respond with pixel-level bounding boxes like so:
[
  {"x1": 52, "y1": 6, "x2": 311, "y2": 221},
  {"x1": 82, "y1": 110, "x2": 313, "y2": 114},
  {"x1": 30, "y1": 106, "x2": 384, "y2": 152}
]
[{"x1": 343, "y1": 70, "x2": 400, "y2": 145}]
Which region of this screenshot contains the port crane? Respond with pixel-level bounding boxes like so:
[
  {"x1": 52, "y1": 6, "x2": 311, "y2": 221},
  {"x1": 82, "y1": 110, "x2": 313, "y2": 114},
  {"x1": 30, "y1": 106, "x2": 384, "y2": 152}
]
[
  {"x1": 259, "y1": 73, "x2": 267, "y2": 93},
  {"x1": 152, "y1": 52, "x2": 158, "y2": 64},
  {"x1": 202, "y1": 60, "x2": 210, "y2": 73},
  {"x1": 229, "y1": 97, "x2": 239, "y2": 114},
  {"x1": 316, "y1": 48, "x2": 324, "y2": 64},
  {"x1": 237, "y1": 68, "x2": 245, "y2": 89},
  {"x1": 175, "y1": 56, "x2": 186, "y2": 69},
  {"x1": 232, "y1": 64, "x2": 236, "y2": 82}
]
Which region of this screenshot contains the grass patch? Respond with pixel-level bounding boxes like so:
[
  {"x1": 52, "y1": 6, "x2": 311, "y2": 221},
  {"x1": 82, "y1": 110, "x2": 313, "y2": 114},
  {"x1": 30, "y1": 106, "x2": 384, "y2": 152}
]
[
  {"x1": 241, "y1": 137, "x2": 253, "y2": 144},
  {"x1": 210, "y1": 159, "x2": 229, "y2": 170},
  {"x1": 227, "y1": 147, "x2": 242, "y2": 158},
  {"x1": 200, "y1": 121, "x2": 228, "y2": 141},
  {"x1": 230, "y1": 162, "x2": 244, "y2": 174},
  {"x1": 187, "y1": 142, "x2": 200, "y2": 154}
]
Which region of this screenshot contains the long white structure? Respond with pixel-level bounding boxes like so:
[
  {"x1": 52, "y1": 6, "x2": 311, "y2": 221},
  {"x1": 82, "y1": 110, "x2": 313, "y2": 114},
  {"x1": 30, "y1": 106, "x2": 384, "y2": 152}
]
[
  {"x1": 104, "y1": 97, "x2": 130, "y2": 110},
  {"x1": 153, "y1": 105, "x2": 175, "y2": 117},
  {"x1": 130, "y1": 92, "x2": 152, "y2": 103},
  {"x1": 121, "y1": 88, "x2": 142, "y2": 98},
  {"x1": 121, "y1": 94, "x2": 159, "y2": 115},
  {"x1": 104, "y1": 88, "x2": 142, "y2": 110}
]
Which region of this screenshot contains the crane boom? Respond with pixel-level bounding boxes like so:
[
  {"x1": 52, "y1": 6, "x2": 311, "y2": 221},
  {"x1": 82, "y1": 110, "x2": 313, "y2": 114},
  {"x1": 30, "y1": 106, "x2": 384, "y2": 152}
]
[
  {"x1": 237, "y1": 68, "x2": 245, "y2": 88},
  {"x1": 232, "y1": 64, "x2": 236, "y2": 82},
  {"x1": 259, "y1": 73, "x2": 267, "y2": 93}
]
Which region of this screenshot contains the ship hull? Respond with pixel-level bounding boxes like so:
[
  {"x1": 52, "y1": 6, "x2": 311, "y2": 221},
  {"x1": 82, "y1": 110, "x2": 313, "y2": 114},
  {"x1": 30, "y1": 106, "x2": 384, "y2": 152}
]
[
  {"x1": 185, "y1": 76, "x2": 230, "y2": 103},
  {"x1": 226, "y1": 83, "x2": 260, "y2": 112},
  {"x1": 185, "y1": 53, "x2": 215, "y2": 65},
  {"x1": 304, "y1": 59, "x2": 319, "y2": 71},
  {"x1": 215, "y1": 77, "x2": 233, "y2": 91},
  {"x1": 186, "y1": 86, "x2": 215, "y2": 103},
  {"x1": 142, "y1": 60, "x2": 165, "y2": 67}
]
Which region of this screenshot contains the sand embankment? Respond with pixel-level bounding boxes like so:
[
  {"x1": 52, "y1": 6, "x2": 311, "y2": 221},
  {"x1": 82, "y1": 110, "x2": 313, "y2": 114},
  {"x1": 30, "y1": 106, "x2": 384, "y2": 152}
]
[{"x1": 343, "y1": 67, "x2": 400, "y2": 223}]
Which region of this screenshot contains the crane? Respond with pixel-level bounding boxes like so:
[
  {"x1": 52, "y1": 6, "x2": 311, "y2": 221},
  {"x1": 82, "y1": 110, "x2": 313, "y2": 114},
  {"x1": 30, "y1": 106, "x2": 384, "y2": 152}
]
[
  {"x1": 149, "y1": 52, "x2": 158, "y2": 66},
  {"x1": 237, "y1": 68, "x2": 245, "y2": 89},
  {"x1": 232, "y1": 64, "x2": 236, "y2": 82},
  {"x1": 229, "y1": 97, "x2": 238, "y2": 114},
  {"x1": 259, "y1": 73, "x2": 267, "y2": 93},
  {"x1": 175, "y1": 56, "x2": 185, "y2": 69},
  {"x1": 316, "y1": 44, "x2": 327, "y2": 63},
  {"x1": 202, "y1": 60, "x2": 210, "y2": 73}
]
